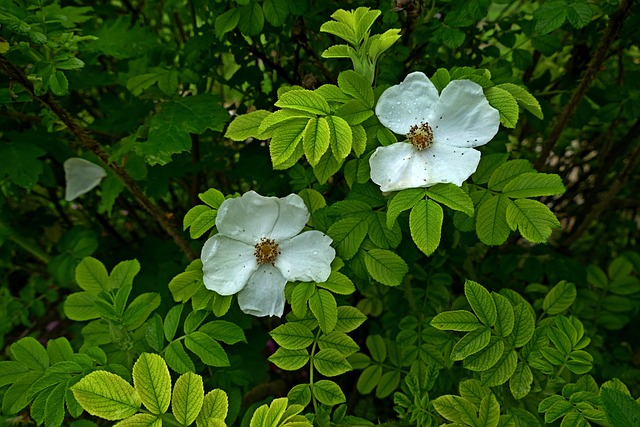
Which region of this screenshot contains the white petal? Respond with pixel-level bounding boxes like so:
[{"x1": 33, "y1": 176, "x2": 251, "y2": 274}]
[
  {"x1": 375, "y1": 72, "x2": 440, "y2": 135},
  {"x1": 428, "y1": 80, "x2": 500, "y2": 148},
  {"x1": 64, "y1": 158, "x2": 107, "y2": 201},
  {"x1": 275, "y1": 231, "x2": 335, "y2": 282},
  {"x1": 201, "y1": 234, "x2": 257, "y2": 295},
  {"x1": 369, "y1": 142, "x2": 429, "y2": 192},
  {"x1": 421, "y1": 144, "x2": 482, "y2": 186},
  {"x1": 237, "y1": 265, "x2": 287, "y2": 317},
  {"x1": 216, "y1": 191, "x2": 309, "y2": 244}
]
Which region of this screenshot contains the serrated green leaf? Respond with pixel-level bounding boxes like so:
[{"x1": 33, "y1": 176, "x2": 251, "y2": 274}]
[
  {"x1": 511, "y1": 303, "x2": 536, "y2": 347},
  {"x1": 172, "y1": 372, "x2": 204, "y2": 426},
  {"x1": 225, "y1": 110, "x2": 270, "y2": 141},
  {"x1": 318, "y1": 331, "x2": 359, "y2": 356},
  {"x1": 268, "y1": 348, "x2": 309, "y2": 370},
  {"x1": 493, "y1": 293, "x2": 515, "y2": 338},
  {"x1": 465, "y1": 280, "x2": 497, "y2": 327},
  {"x1": 114, "y1": 413, "x2": 162, "y2": 427},
  {"x1": 485, "y1": 86, "x2": 519, "y2": 128},
  {"x1": 334, "y1": 100, "x2": 374, "y2": 125},
  {"x1": 367, "y1": 212, "x2": 401, "y2": 249},
  {"x1": 543, "y1": 281, "x2": 576, "y2": 315},
  {"x1": 321, "y1": 44, "x2": 356, "y2": 58},
  {"x1": 313, "y1": 149, "x2": 343, "y2": 183},
  {"x1": 506, "y1": 199, "x2": 561, "y2": 243},
  {"x1": 357, "y1": 365, "x2": 382, "y2": 394},
  {"x1": 326, "y1": 115, "x2": 352, "y2": 161},
  {"x1": 476, "y1": 194, "x2": 512, "y2": 245},
  {"x1": 386, "y1": 188, "x2": 425, "y2": 229},
  {"x1": 480, "y1": 349, "x2": 518, "y2": 387},
  {"x1": 488, "y1": 160, "x2": 535, "y2": 191},
  {"x1": 364, "y1": 249, "x2": 408, "y2": 287},
  {"x1": 188, "y1": 209, "x2": 217, "y2": 239},
  {"x1": 133, "y1": 353, "x2": 171, "y2": 414},
  {"x1": 510, "y1": 362, "x2": 533, "y2": 399},
  {"x1": 169, "y1": 270, "x2": 203, "y2": 303},
  {"x1": 123, "y1": 293, "x2": 161, "y2": 330},
  {"x1": 164, "y1": 341, "x2": 195, "y2": 374},
  {"x1": 262, "y1": 0, "x2": 288, "y2": 26},
  {"x1": 431, "y1": 310, "x2": 481, "y2": 331},
  {"x1": 287, "y1": 384, "x2": 311, "y2": 408},
  {"x1": 309, "y1": 289, "x2": 338, "y2": 333},
  {"x1": 601, "y1": 385, "x2": 640, "y2": 427},
  {"x1": 199, "y1": 320, "x2": 246, "y2": 345},
  {"x1": 185, "y1": 332, "x2": 230, "y2": 367},
  {"x1": 238, "y1": 2, "x2": 264, "y2": 35},
  {"x1": 303, "y1": 117, "x2": 331, "y2": 166},
  {"x1": 431, "y1": 68, "x2": 451, "y2": 93},
  {"x1": 72, "y1": 371, "x2": 141, "y2": 420},
  {"x1": 338, "y1": 70, "x2": 374, "y2": 108},
  {"x1": 270, "y1": 119, "x2": 308, "y2": 167},
  {"x1": 366, "y1": 335, "x2": 387, "y2": 362},
  {"x1": 463, "y1": 336, "x2": 504, "y2": 372},
  {"x1": 497, "y1": 83, "x2": 543, "y2": 119},
  {"x1": 316, "y1": 271, "x2": 355, "y2": 295},
  {"x1": 452, "y1": 326, "x2": 491, "y2": 361},
  {"x1": 478, "y1": 393, "x2": 500, "y2": 427},
  {"x1": 327, "y1": 217, "x2": 368, "y2": 260},
  {"x1": 64, "y1": 292, "x2": 99, "y2": 321},
  {"x1": 335, "y1": 306, "x2": 367, "y2": 333},
  {"x1": 270, "y1": 323, "x2": 314, "y2": 350},
  {"x1": 313, "y1": 380, "x2": 346, "y2": 406},
  {"x1": 427, "y1": 183, "x2": 474, "y2": 216},
  {"x1": 75, "y1": 257, "x2": 110, "y2": 293},
  {"x1": 214, "y1": 8, "x2": 240, "y2": 39},
  {"x1": 503, "y1": 173, "x2": 565, "y2": 198},
  {"x1": 0, "y1": 143, "x2": 45, "y2": 188},
  {"x1": 313, "y1": 348, "x2": 352, "y2": 376},
  {"x1": 10, "y1": 337, "x2": 49, "y2": 371},
  {"x1": 534, "y1": 1, "x2": 568, "y2": 34},
  {"x1": 409, "y1": 199, "x2": 443, "y2": 256},
  {"x1": 276, "y1": 90, "x2": 330, "y2": 115},
  {"x1": 567, "y1": 3, "x2": 592, "y2": 29},
  {"x1": 376, "y1": 370, "x2": 401, "y2": 398}
]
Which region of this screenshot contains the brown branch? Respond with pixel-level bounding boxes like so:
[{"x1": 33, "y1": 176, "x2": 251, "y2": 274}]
[
  {"x1": 534, "y1": 0, "x2": 633, "y2": 170},
  {"x1": 0, "y1": 57, "x2": 197, "y2": 261}
]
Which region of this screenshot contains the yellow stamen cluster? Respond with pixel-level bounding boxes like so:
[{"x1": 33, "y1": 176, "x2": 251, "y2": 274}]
[
  {"x1": 254, "y1": 238, "x2": 280, "y2": 265},
  {"x1": 407, "y1": 123, "x2": 434, "y2": 150}
]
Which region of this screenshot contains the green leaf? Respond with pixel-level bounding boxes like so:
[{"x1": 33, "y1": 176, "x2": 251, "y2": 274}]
[
  {"x1": 366, "y1": 212, "x2": 401, "y2": 249},
  {"x1": 72, "y1": 371, "x2": 141, "y2": 420},
  {"x1": 327, "y1": 217, "x2": 369, "y2": 260},
  {"x1": 485, "y1": 86, "x2": 519, "y2": 128},
  {"x1": 262, "y1": 0, "x2": 288, "y2": 26},
  {"x1": 601, "y1": 385, "x2": 640, "y2": 427},
  {"x1": 164, "y1": 304, "x2": 184, "y2": 342},
  {"x1": 480, "y1": 349, "x2": 518, "y2": 387},
  {"x1": 313, "y1": 380, "x2": 346, "y2": 406},
  {"x1": 169, "y1": 270, "x2": 203, "y2": 303},
  {"x1": 0, "y1": 143, "x2": 45, "y2": 188},
  {"x1": 316, "y1": 271, "x2": 355, "y2": 295},
  {"x1": 357, "y1": 365, "x2": 382, "y2": 394},
  {"x1": 506, "y1": 199, "x2": 561, "y2": 243},
  {"x1": 366, "y1": 335, "x2": 387, "y2": 362},
  {"x1": 197, "y1": 389, "x2": 228, "y2": 426},
  {"x1": 113, "y1": 413, "x2": 162, "y2": 427},
  {"x1": 268, "y1": 348, "x2": 309, "y2": 370},
  {"x1": 75, "y1": 257, "x2": 110, "y2": 293},
  {"x1": 431, "y1": 310, "x2": 481, "y2": 331},
  {"x1": 287, "y1": 384, "x2": 311, "y2": 408},
  {"x1": 215, "y1": 8, "x2": 240, "y2": 39},
  {"x1": 10, "y1": 337, "x2": 49, "y2": 371},
  {"x1": 476, "y1": 194, "x2": 512, "y2": 245},
  {"x1": 188, "y1": 209, "x2": 217, "y2": 239},
  {"x1": 238, "y1": 2, "x2": 264, "y2": 35},
  {"x1": 430, "y1": 68, "x2": 451, "y2": 92},
  {"x1": 270, "y1": 323, "x2": 314, "y2": 350},
  {"x1": 376, "y1": 370, "x2": 401, "y2": 398},
  {"x1": 225, "y1": 110, "x2": 270, "y2": 141},
  {"x1": 109, "y1": 260, "x2": 141, "y2": 290},
  {"x1": 463, "y1": 336, "x2": 504, "y2": 372},
  {"x1": 270, "y1": 119, "x2": 308, "y2": 167},
  {"x1": 48, "y1": 70, "x2": 69, "y2": 95},
  {"x1": 164, "y1": 341, "x2": 195, "y2": 374},
  {"x1": 133, "y1": 353, "x2": 171, "y2": 415},
  {"x1": 502, "y1": 173, "x2": 565, "y2": 198},
  {"x1": 172, "y1": 372, "x2": 204, "y2": 426},
  {"x1": 275, "y1": 90, "x2": 330, "y2": 115},
  {"x1": 320, "y1": 20, "x2": 357, "y2": 46},
  {"x1": 335, "y1": 100, "x2": 374, "y2": 125},
  {"x1": 318, "y1": 331, "x2": 359, "y2": 356},
  {"x1": 313, "y1": 150, "x2": 343, "y2": 183},
  {"x1": 567, "y1": 3, "x2": 592, "y2": 29},
  {"x1": 510, "y1": 362, "x2": 533, "y2": 399},
  {"x1": 511, "y1": 303, "x2": 536, "y2": 347},
  {"x1": 427, "y1": 183, "x2": 474, "y2": 216},
  {"x1": 364, "y1": 249, "x2": 408, "y2": 287},
  {"x1": 409, "y1": 199, "x2": 444, "y2": 256},
  {"x1": 338, "y1": 70, "x2": 374, "y2": 108},
  {"x1": 185, "y1": 332, "x2": 230, "y2": 367},
  {"x1": 64, "y1": 292, "x2": 99, "y2": 321},
  {"x1": 534, "y1": 1, "x2": 568, "y2": 34},
  {"x1": 321, "y1": 44, "x2": 356, "y2": 58},
  {"x1": 47, "y1": 337, "x2": 74, "y2": 365},
  {"x1": 488, "y1": 159, "x2": 534, "y2": 191},
  {"x1": 303, "y1": 117, "x2": 331, "y2": 166},
  {"x1": 387, "y1": 188, "x2": 425, "y2": 229},
  {"x1": 497, "y1": 83, "x2": 543, "y2": 119},
  {"x1": 478, "y1": 393, "x2": 500, "y2": 427},
  {"x1": 334, "y1": 306, "x2": 367, "y2": 333},
  {"x1": 326, "y1": 115, "x2": 352, "y2": 161},
  {"x1": 313, "y1": 348, "x2": 352, "y2": 376},
  {"x1": 141, "y1": 95, "x2": 229, "y2": 166},
  {"x1": 351, "y1": 125, "x2": 367, "y2": 156},
  {"x1": 451, "y1": 326, "x2": 492, "y2": 361},
  {"x1": 465, "y1": 280, "x2": 497, "y2": 327},
  {"x1": 309, "y1": 289, "x2": 338, "y2": 333},
  {"x1": 543, "y1": 281, "x2": 577, "y2": 315},
  {"x1": 431, "y1": 395, "x2": 469, "y2": 424},
  {"x1": 123, "y1": 293, "x2": 161, "y2": 329},
  {"x1": 199, "y1": 320, "x2": 246, "y2": 345},
  {"x1": 493, "y1": 293, "x2": 515, "y2": 338}
]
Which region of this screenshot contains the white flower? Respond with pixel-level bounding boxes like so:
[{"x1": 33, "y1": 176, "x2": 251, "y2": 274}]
[
  {"x1": 64, "y1": 158, "x2": 107, "y2": 201},
  {"x1": 201, "y1": 191, "x2": 336, "y2": 317},
  {"x1": 370, "y1": 72, "x2": 500, "y2": 192}
]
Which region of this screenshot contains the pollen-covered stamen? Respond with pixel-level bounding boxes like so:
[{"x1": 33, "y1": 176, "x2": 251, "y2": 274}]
[
  {"x1": 254, "y1": 237, "x2": 280, "y2": 265},
  {"x1": 407, "y1": 122, "x2": 434, "y2": 150}
]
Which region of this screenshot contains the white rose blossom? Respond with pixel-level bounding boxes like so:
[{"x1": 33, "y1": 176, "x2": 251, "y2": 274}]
[
  {"x1": 201, "y1": 191, "x2": 336, "y2": 317},
  {"x1": 369, "y1": 72, "x2": 500, "y2": 192}
]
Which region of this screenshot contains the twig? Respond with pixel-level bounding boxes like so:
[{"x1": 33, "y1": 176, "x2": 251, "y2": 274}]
[
  {"x1": 0, "y1": 57, "x2": 198, "y2": 261},
  {"x1": 534, "y1": 0, "x2": 633, "y2": 170}
]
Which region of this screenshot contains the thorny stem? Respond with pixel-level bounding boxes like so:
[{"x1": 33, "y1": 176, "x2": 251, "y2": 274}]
[
  {"x1": 534, "y1": 0, "x2": 633, "y2": 170},
  {"x1": 0, "y1": 56, "x2": 198, "y2": 261}
]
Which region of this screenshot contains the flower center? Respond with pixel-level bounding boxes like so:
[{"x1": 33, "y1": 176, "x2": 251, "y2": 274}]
[
  {"x1": 254, "y1": 238, "x2": 280, "y2": 265},
  {"x1": 407, "y1": 122, "x2": 434, "y2": 150}
]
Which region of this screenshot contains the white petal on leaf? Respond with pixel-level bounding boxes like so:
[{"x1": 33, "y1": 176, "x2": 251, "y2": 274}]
[
  {"x1": 201, "y1": 235, "x2": 257, "y2": 295},
  {"x1": 266, "y1": 193, "x2": 310, "y2": 241},
  {"x1": 428, "y1": 79, "x2": 500, "y2": 148},
  {"x1": 237, "y1": 265, "x2": 287, "y2": 317},
  {"x1": 64, "y1": 158, "x2": 107, "y2": 201},
  {"x1": 216, "y1": 191, "x2": 280, "y2": 244},
  {"x1": 275, "y1": 231, "x2": 335, "y2": 283},
  {"x1": 375, "y1": 72, "x2": 439, "y2": 135},
  {"x1": 369, "y1": 142, "x2": 429, "y2": 192}
]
